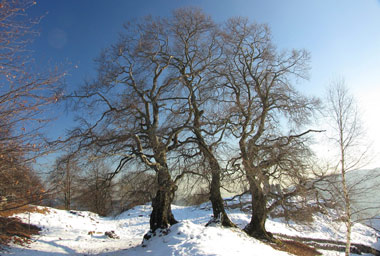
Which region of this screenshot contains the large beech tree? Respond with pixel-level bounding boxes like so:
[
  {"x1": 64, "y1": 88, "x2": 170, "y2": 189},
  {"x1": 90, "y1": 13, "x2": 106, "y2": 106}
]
[
  {"x1": 68, "y1": 16, "x2": 186, "y2": 233},
  {"x1": 220, "y1": 18, "x2": 319, "y2": 240},
  {"x1": 168, "y1": 8, "x2": 235, "y2": 227}
]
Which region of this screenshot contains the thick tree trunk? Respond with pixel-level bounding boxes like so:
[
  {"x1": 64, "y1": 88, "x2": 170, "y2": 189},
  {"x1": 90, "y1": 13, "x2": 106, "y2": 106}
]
[
  {"x1": 148, "y1": 167, "x2": 178, "y2": 233},
  {"x1": 208, "y1": 167, "x2": 236, "y2": 227},
  {"x1": 243, "y1": 175, "x2": 273, "y2": 241},
  {"x1": 186, "y1": 80, "x2": 234, "y2": 228},
  {"x1": 191, "y1": 128, "x2": 235, "y2": 227}
]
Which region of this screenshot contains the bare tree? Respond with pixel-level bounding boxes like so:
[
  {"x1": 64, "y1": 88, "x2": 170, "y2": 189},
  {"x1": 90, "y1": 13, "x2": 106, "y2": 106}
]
[
  {"x1": 0, "y1": 0, "x2": 64, "y2": 211},
  {"x1": 325, "y1": 80, "x2": 371, "y2": 256},
  {"x1": 48, "y1": 153, "x2": 82, "y2": 210},
  {"x1": 220, "y1": 18, "x2": 320, "y2": 241},
  {"x1": 66, "y1": 14, "x2": 192, "y2": 235},
  {"x1": 75, "y1": 159, "x2": 114, "y2": 216},
  {"x1": 0, "y1": 145, "x2": 45, "y2": 211},
  {"x1": 168, "y1": 8, "x2": 235, "y2": 227}
]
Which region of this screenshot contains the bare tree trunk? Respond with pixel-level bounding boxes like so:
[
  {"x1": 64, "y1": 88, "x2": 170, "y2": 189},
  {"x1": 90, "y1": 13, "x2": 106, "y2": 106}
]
[
  {"x1": 195, "y1": 135, "x2": 235, "y2": 227},
  {"x1": 190, "y1": 102, "x2": 235, "y2": 227},
  {"x1": 239, "y1": 139, "x2": 273, "y2": 241},
  {"x1": 243, "y1": 174, "x2": 273, "y2": 241},
  {"x1": 345, "y1": 221, "x2": 352, "y2": 256},
  {"x1": 65, "y1": 160, "x2": 71, "y2": 210},
  {"x1": 341, "y1": 147, "x2": 352, "y2": 256},
  {"x1": 208, "y1": 160, "x2": 235, "y2": 227},
  {"x1": 149, "y1": 167, "x2": 178, "y2": 233}
]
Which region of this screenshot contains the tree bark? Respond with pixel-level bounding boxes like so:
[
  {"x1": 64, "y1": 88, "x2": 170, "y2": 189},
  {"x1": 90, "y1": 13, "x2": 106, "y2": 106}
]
[
  {"x1": 191, "y1": 107, "x2": 235, "y2": 227},
  {"x1": 345, "y1": 222, "x2": 352, "y2": 256},
  {"x1": 149, "y1": 167, "x2": 178, "y2": 233},
  {"x1": 341, "y1": 148, "x2": 352, "y2": 256},
  {"x1": 340, "y1": 113, "x2": 352, "y2": 256},
  {"x1": 239, "y1": 139, "x2": 273, "y2": 240},
  {"x1": 208, "y1": 164, "x2": 236, "y2": 227},
  {"x1": 243, "y1": 173, "x2": 273, "y2": 241}
]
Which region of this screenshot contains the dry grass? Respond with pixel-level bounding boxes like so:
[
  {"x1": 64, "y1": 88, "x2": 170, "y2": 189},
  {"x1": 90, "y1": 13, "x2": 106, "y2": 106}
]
[
  {"x1": 0, "y1": 204, "x2": 50, "y2": 217},
  {"x1": 0, "y1": 205, "x2": 49, "y2": 250},
  {"x1": 271, "y1": 239, "x2": 322, "y2": 256},
  {"x1": 0, "y1": 216, "x2": 41, "y2": 249}
]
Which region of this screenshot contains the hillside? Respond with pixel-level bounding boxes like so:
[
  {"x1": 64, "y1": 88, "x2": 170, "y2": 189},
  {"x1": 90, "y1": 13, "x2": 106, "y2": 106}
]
[{"x1": 2, "y1": 201, "x2": 380, "y2": 256}]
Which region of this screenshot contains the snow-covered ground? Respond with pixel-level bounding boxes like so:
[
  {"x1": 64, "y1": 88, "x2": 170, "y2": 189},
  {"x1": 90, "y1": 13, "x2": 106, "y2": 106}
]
[{"x1": 3, "y1": 201, "x2": 380, "y2": 256}]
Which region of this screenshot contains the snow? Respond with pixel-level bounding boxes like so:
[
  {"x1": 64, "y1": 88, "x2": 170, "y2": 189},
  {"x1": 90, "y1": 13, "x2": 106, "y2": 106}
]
[{"x1": 3, "y1": 202, "x2": 380, "y2": 256}]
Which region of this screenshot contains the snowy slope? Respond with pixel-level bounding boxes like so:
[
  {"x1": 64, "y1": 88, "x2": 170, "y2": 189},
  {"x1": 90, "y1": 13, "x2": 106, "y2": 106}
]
[{"x1": 3, "y1": 203, "x2": 380, "y2": 256}]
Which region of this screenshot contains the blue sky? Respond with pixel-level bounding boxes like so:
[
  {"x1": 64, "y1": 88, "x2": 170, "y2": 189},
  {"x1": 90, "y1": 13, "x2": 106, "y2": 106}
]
[{"x1": 29, "y1": 0, "x2": 380, "y2": 167}]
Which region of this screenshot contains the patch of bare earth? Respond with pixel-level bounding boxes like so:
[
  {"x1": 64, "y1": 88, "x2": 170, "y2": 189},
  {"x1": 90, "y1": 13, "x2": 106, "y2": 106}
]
[{"x1": 270, "y1": 239, "x2": 322, "y2": 256}]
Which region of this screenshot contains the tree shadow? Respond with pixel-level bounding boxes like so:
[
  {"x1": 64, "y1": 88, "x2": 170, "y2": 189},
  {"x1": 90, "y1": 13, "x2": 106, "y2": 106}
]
[{"x1": 5, "y1": 239, "x2": 78, "y2": 255}]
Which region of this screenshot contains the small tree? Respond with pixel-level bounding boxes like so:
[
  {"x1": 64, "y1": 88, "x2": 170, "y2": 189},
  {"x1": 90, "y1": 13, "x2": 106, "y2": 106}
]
[
  {"x1": 48, "y1": 153, "x2": 81, "y2": 210},
  {"x1": 325, "y1": 79, "x2": 371, "y2": 256},
  {"x1": 75, "y1": 159, "x2": 114, "y2": 216},
  {"x1": 0, "y1": 144, "x2": 45, "y2": 210}
]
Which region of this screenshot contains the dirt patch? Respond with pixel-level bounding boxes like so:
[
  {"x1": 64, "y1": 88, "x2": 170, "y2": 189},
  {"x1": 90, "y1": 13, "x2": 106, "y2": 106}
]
[
  {"x1": 271, "y1": 239, "x2": 322, "y2": 256},
  {"x1": 274, "y1": 233, "x2": 380, "y2": 256}
]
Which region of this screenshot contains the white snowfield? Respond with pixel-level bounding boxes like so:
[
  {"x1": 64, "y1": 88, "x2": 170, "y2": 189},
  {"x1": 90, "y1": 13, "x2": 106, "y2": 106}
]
[{"x1": 4, "y1": 202, "x2": 380, "y2": 256}]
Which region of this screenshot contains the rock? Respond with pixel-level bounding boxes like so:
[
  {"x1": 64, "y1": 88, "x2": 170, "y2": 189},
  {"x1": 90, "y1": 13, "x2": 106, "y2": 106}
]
[{"x1": 105, "y1": 231, "x2": 119, "y2": 239}]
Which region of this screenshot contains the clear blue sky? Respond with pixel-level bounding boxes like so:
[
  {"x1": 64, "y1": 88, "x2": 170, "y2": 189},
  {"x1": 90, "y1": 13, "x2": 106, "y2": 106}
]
[{"x1": 29, "y1": 0, "x2": 380, "y2": 167}]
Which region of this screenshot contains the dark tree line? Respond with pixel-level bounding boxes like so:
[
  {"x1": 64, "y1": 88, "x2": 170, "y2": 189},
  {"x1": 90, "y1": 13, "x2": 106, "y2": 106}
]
[{"x1": 48, "y1": 152, "x2": 158, "y2": 216}]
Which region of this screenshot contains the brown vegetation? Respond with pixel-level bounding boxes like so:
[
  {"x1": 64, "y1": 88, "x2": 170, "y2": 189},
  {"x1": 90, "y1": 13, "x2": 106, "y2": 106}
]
[
  {"x1": 0, "y1": 0, "x2": 64, "y2": 214},
  {"x1": 0, "y1": 205, "x2": 49, "y2": 218},
  {"x1": 0, "y1": 206, "x2": 49, "y2": 250},
  {"x1": 0, "y1": 216, "x2": 41, "y2": 248},
  {"x1": 275, "y1": 233, "x2": 380, "y2": 256},
  {"x1": 271, "y1": 239, "x2": 321, "y2": 256}
]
